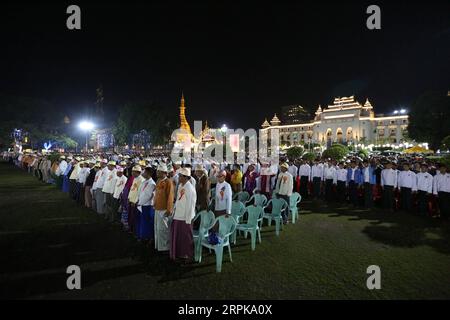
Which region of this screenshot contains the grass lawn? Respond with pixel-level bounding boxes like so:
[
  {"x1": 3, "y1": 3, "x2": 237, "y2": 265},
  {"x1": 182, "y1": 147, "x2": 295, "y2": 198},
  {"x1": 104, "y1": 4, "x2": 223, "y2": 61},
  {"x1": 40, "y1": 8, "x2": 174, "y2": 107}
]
[{"x1": 0, "y1": 161, "x2": 449, "y2": 299}]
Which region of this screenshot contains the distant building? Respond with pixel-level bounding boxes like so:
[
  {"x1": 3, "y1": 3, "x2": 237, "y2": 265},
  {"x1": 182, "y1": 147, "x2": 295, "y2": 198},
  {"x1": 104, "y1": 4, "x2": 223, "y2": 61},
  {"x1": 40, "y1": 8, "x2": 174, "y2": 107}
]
[
  {"x1": 280, "y1": 105, "x2": 311, "y2": 125},
  {"x1": 261, "y1": 96, "x2": 409, "y2": 147}
]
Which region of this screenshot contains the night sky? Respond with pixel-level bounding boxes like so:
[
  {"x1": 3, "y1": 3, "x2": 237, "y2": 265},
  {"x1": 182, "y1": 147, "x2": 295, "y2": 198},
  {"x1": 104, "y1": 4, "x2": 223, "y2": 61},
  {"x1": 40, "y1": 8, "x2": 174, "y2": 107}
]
[{"x1": 1, "y1": 0, "x2": 449, "y2": 129}]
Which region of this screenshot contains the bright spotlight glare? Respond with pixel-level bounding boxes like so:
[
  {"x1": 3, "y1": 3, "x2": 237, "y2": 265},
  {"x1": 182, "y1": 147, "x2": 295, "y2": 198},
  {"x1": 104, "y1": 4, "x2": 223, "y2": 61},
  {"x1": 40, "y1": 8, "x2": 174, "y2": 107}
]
[
  {"x1": 221, "y1": 124, "x2": 228, "y2": 133},
  {"x1": 400, "y1": 109, "x2": 406, "y2": 114},
  {"x1": 393, "y1": 110, "x2": 399, "y2": 114},
  {"x1": 79, "y1": 121, "x2": 94, "y2": 131}
]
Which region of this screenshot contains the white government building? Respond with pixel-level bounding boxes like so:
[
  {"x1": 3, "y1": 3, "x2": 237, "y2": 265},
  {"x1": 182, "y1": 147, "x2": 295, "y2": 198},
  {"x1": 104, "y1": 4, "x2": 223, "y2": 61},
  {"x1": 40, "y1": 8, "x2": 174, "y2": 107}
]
[{"x1": 261, "y1": 96, "x2": 409, "y2": 147}]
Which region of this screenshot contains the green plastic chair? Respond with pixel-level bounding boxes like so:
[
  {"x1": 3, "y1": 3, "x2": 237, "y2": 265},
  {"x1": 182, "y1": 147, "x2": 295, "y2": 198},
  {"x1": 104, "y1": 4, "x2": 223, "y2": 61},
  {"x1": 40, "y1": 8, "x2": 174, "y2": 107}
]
[
  {"x1": 262, "y1": 198, "x2": 288, "y2": 236},
  {"x1": 233, "y1": 191, "x2": 250, "y2": 203},
  {"x1": 234, "y1": 206, "x2": 263, "y2": 250},
  {"x1": 193, "y1": 210, "x2": 216, "y2": 262},
  {"x1": 200, "y1": 215, "x2": 237, "y2": 273},
  {"x1": 231, "y1": 200, "x2": 245, "y2": 223},
  {"x1": 289, "y1": 192, "x2": 302, "y2": 224},
  {"x1": 245, "y1": 193, "x2": 268, "y2": 207}
]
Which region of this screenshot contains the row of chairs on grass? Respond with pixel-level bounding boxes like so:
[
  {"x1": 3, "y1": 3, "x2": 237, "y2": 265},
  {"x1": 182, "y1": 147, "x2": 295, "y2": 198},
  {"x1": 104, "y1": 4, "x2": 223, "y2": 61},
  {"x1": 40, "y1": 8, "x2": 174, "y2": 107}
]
[{"x1": 193, "y1": 192, "x2": 302, "y2": 272}]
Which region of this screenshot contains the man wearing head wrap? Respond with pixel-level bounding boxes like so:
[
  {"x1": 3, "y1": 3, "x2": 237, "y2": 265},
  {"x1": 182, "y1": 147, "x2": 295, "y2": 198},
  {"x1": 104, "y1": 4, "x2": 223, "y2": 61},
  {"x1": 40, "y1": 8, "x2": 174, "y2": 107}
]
[
  {"x1": 85, "y1": 162, "x2": 99, "y2": 209},
  {"x1": 214, "y1": 170, "x2": 233, "y2": 218},
  {"x1": 275, "y1": 162, "x2": 293, "y2": 224},
  {"x1": 62, "y1": 157, "x2": 73, "y2": 193},
  {"x1": 55, "y1": 156, "x2": 68, "y2": 189},
  {"x1": 153, "y1": 163, "x2": 175, "y2": 252},
  {"x1": 136, "y1": 167, "x2": 157, "y2": 242},
  {"x1": 170, "y1": 167, "x2": 196, "y2": 263},
  {"x1": 102, "y1": 161, "x2": 118, "y2": 221},
  {"x1": 128, "y1": 165, "x2": 145, "y2": 234}
]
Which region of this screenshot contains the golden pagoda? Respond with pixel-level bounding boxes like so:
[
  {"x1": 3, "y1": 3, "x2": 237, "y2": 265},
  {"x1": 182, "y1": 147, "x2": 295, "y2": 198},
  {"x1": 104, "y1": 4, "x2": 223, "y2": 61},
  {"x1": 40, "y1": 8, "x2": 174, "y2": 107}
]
[{"x1": 179, "y1": 92, "x2": 192, "y2": 135}]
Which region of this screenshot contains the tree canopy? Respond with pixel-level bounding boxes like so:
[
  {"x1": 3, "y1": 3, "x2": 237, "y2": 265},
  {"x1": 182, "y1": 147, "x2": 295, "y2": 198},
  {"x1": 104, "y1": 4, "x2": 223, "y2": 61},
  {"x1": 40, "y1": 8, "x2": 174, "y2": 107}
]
[
  {"x1": 112, "y1": 101, "x2": 178, "y2": 148},
  {"x1": 408, "y1": 91, "x2": 450, "y2": 150}
]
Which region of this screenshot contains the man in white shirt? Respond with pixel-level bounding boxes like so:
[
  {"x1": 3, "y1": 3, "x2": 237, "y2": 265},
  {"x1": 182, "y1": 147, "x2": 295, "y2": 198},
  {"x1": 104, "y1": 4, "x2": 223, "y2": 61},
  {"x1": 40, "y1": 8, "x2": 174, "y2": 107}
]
[
  {"x1": 433, "y1": 163, "x2": 450, "y2": 220},
  {"x1": 416, "y1": 163, "x2": 433, "y2": 215},
  {"x1": 215, "y1": 170, "x2": 233, "y2": 218},
  {"x1": 136, "y1": 167, "x2": 157, "y2": 242},
  {"x1": 381, "y1": 161, "x2": 397, "y2": 211},
  {"x1": 55, "y1": 155, "x2": 68, "y2": 190},
  {"x1": 298, "y1": 159, "x2": 311, "y2": 199},
  {"x1": 128, "y1": 165, "x2": 145, "y2": 234},
  {"x1": 336, "y1": 162, "x2": 347, "y2": 203},
  {"x1": 69, "y1": 157, "x2": 81, "y2": 200},
  {"x1": 102, "y1": 161, "x2": 118, "y2": 220},
  {"x1": 311, "y1": 158, "x2": 324, "y2": 199},
  {"x1": 275, "y1": 162, "x2": 293, "y2": 224},
  {"x1": 76, "y1": 162, "x2": 90, "y2": 205},
  {"x1": 398, "y1": 162, "x2": 417, "y2": 212},
  {"x1": 324, "y1": 160, "x2": 337, "y2": 202},
  {"x1": 111, "y1": 167, "x2": 128, "y2": 222},
  {"x1": 94, "y1": 159, "x2": 109, "y2": 215},
  {"x1": 288, "y1": 161, "x2": 298, "y2": 193},
  {"x1": 170, "y1": 167, "x2": 197, "y2": 264}
]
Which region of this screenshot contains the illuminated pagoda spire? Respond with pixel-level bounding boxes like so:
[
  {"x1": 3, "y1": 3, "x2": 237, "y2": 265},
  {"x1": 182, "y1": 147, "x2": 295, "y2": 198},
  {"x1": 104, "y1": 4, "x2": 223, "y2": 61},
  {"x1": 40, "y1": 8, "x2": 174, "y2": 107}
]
[
  {"x1": 270, "y1": 114, "x2": 281, "y2": 126},
  {"x1": 262, "y1": 118, "x2": 270, "y2": 128},
  {"x1": 179, "y1": 91, "x2": 192, "y2": 135},
  {"x1": 364, "y1": 98, "x2": 373, "y2": 109}
]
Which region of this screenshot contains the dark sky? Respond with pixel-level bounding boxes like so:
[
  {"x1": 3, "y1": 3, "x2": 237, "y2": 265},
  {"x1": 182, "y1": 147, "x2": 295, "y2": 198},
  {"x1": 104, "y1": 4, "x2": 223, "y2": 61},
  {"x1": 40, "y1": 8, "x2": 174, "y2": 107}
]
[{"x1": 1, "y1": 0, "x2": 449, "y2": 129}]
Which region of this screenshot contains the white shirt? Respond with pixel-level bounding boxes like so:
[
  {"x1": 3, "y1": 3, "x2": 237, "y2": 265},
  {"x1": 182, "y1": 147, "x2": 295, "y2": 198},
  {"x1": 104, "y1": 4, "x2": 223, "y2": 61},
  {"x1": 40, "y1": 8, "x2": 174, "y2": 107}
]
[
  {"x1": 77, "y1": 167, "x2": 90, "y2": 185},
  {"x1": 276, "y1": 172, "x2": 293, "y2": 196},
  {"x1": 56, "y1": 160, "x2": 68, "y2": 176},
  {"x1": 113, "y1": 175, "x2": 128, "y2": 199},
  {"x1": 416, "y1": 172, "x2": 433, "y2": 194},
  {"x1": 137, "y1": 177, "x2": 156, "y2": 206},
  {"x1": 337, "y1": 168, "x2": 347, "y2": 182},
  {"x1": 69, "y1": 163, "x2": 80, "y2": 180},
  {"x1": 102, "y1": 168, "x2": 118, "y2": 194},
  {"x1": 299, "y1": 164, "x2": 311, "y2": 178},
  {"x1": 433, "y1": 173, "x2": 450, "y2": 195},
  {"x1": 96, "y1": 167, "x2": 108, "y2": 190},
  {"x1": 173, "y1": 181, "x2": 197, "y2": 224},
  {"x1": 215, "y1": 181, "x2": 233, "y2": 214},
  {"x1": 398, "y1": 170, "x2": 417, "y2": 191},
  {"x1": 363, "y1": 166, "x2": 370, "y2": 183},
  {"x1": 288, "y1": 165, "x2": 298, "y2": 178},
  {"x1": 92, "y1": 170, "x2": 102, "y2": 191},
  {"x1": 324, "y1": 165, "x2": 337, "y2": 184},
  {"x1": 381, "y1": 168, "x2": 397, "y2": 188},
  {"x1": 311, "y1": 164, "x2": 324, "y2": 180}
]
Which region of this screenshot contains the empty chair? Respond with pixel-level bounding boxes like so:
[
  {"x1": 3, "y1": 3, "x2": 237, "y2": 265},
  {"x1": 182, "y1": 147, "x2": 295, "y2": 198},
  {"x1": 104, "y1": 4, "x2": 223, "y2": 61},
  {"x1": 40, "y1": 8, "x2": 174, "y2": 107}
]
[
  {"x1": 200, "y1": 215, "x2": 237, "y2": 273},
  {"x1": 233, "y1": 191, "x2": 250, "y2": 203},
  {"x1": 193, "y1": 210, "x2": 216, "y2": 262},
  {"x1": 245, "y1": 193, "x2": 268, "y2": 207},
  {"x1": 262, "y1": 198, "x2": 288, "y2": 236},
  {"x1": 289, "y1": 192, "x2": 302, "y2": 224},
  {"x1": 234, "y1": 205, "x2": 263, "y2": 250},
  {"x1": 231, "y1": 200, "x2": 245, "y2": 223}
]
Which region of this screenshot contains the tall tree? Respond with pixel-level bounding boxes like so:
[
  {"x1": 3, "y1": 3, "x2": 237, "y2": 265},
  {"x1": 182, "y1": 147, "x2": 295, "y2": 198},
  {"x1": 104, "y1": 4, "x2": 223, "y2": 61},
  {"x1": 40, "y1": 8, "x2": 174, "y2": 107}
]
[{"x1": 409, "y1": 91, "x2": 450, "y2": 150}]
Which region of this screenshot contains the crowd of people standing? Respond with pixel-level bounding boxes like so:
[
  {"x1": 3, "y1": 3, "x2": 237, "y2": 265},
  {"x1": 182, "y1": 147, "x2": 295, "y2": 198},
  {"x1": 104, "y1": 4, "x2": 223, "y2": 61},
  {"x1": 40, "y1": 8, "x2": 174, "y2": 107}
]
[{"x1": 4, "y1": 149, "x2": 450, "y2": 265}]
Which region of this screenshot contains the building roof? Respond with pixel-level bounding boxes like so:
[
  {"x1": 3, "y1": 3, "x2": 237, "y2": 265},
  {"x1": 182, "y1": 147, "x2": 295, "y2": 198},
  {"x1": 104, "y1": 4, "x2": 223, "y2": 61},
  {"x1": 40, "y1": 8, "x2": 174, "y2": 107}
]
[{"x1": 270, "y1": 114, "x2": 281, "y2": 125}]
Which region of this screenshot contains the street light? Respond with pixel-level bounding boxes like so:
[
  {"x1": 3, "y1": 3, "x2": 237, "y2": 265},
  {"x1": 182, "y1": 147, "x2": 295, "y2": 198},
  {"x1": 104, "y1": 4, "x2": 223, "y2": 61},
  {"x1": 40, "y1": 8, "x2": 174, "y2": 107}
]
[{"x1": 78, "y1": 121, "x2": 95, "y2": 153}]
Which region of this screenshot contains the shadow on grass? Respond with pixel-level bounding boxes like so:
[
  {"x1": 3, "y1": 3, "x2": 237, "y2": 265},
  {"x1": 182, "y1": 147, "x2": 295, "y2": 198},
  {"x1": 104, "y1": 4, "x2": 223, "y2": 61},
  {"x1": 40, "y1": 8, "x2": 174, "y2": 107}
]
[{"x1": 307, "y1": 201, "x2": 450, "y2": 255}]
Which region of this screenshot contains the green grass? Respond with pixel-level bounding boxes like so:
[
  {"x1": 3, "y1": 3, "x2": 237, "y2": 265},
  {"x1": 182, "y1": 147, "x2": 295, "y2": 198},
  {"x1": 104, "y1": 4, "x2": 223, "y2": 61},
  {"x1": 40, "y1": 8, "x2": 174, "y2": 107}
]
[{"x1": 0, "y1": 162, "x2": 450, "y2": 299}]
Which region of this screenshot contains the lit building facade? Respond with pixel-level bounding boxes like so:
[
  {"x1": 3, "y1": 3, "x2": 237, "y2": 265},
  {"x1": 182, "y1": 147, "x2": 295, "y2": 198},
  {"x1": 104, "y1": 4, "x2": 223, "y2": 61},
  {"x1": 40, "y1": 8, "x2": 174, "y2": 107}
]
[
  {"x1": 280, "y1": 105, "x2": 311, "y2": 125},
  {"x1": 261, "y1": 96, "x2": 409, "y2": 147}
]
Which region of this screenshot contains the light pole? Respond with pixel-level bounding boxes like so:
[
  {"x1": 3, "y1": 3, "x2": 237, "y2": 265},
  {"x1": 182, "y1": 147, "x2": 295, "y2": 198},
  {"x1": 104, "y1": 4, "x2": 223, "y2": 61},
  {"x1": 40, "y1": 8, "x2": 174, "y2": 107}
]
[
  {"x1": 221, "y1": 124, "x2": 228, "y2": 162},
  {"x1": 78, "y1": 121, "x2": 95, "y2": 154}
]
